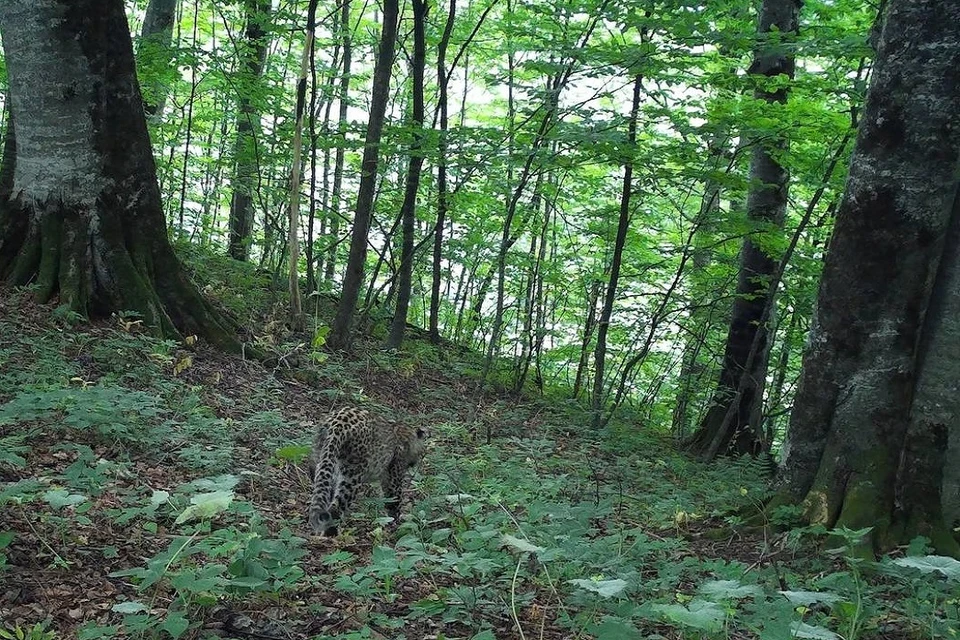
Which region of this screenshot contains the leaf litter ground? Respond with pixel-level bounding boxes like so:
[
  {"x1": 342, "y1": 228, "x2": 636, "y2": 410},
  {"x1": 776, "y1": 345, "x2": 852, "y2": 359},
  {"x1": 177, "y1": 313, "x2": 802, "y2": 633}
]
[{"x1": 0, "y1": 289, "x2": 925, "y2": 640}]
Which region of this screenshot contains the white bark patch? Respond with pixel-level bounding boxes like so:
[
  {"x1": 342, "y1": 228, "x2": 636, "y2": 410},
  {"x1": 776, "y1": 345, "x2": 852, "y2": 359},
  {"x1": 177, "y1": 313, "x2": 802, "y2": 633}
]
[{"x1": 0, "y1": 0, "x2": 103, "y2": 208}]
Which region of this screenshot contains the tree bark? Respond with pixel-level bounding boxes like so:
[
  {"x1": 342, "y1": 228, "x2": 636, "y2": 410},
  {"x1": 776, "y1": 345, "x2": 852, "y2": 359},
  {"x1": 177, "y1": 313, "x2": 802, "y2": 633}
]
[
  {"x1": 685, "y1": 0, "x2": 800, "y2": 459},
  {"x1": 324, "y1": 0, "x2": 352, "y2": 287},
  {"x1": 590, "y1": 73, "x2": 642, "y2": 427},
  {"x1": 0, "y1": 0, "x2": 243, "y2": 353},
  {"x1": 428, "y1": 0, "x2": 457, "y2": 343},
  {"x1": 285, "y1": 0, "x2": 318, "y2": 331},
  {"x1": 328, "y1": 0, "x2": 400, "y2": 351},
  {"x1": 385, "y1": 0, "x2": 428, "y2": 349},
  {"x1": 227, "y1": 0, "x2": 271, "y2": 261},
  {"x1": 774, "y1": 0, "x2": 960, "y2": 556},
  {"x1": 137, "y1": 0, "x2": 179, "y2": 118}
]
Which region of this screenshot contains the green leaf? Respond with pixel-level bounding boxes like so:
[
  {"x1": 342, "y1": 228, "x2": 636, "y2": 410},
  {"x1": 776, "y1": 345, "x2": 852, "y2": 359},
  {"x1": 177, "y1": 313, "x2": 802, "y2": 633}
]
[
  {"x1": 174, "y1": 489, "x2": 234, "y2": 524},
  {"x1": 651, "y1": 600, "x2": 725, "y2": 632},
  {"x1": 159, "y1": 611, "x2": 190, "y2": 639},
  {"x1": 274, "y1": 445, "x2": 310, "y2": 462},
  {"x1": 779, "y1": 590, "x2": 843, "y2": 606},
  {"x1": 502, "y1": 534, "x2": 544, "y2": 553},
  {"x1": 567, "y1": 577, "x2": 628, "y2": 598},
  {"x1": 587, "y1": 616, "x2": 642, "y2": 640},
  {"x1": 111, "y1": 601, "x2": 148, "y2": 614},
  {"x1": 470, "y1": 631, "x2": 496, "y2": 640},
  {"x1": 790, "y1": 621, "x2": 841, "y2": 639},
  {"x1": 150, "y1": 490, "x2": 170, "y2": 507},
  {"x1": 699, "y1": 579, "x2": 763, "y2": 599},
  {"x1": 893, "y1": 555, "x2": 960, "y2": 580},
  {"x1": 77, "y1": 624, "x2": 119, "y2": 640},
  {"x1": 227, "y1": 576, "x2": 269, "y2": 589},
  {"x1": 0, "y1": 531, "x2": 14, "y2": 549},
  {"x1": 43, "y1": 488, "x2": 87, "y2": 508}
]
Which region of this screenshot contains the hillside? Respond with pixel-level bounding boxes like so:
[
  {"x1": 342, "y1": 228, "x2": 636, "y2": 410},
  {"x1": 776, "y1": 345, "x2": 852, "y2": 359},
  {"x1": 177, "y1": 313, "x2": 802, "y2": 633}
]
[{"x1": 0, "y1": 249, "x2": 951, "y2": 640}]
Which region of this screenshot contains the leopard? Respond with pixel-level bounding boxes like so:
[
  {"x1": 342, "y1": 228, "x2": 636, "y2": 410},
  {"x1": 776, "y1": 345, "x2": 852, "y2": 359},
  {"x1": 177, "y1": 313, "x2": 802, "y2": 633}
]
[{"x1": 307, "y1": 406, "x2": 427, "y2": 536}]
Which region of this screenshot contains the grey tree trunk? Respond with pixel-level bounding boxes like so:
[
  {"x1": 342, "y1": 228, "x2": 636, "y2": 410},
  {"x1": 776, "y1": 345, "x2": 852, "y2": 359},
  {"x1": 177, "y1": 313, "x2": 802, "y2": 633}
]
[
  {"x1": 0, "y1": 0, "x2": 242, "y2": 352},
  {"x1": 685, "y1": 0, "x2": 800, "y2": 460},
  {"x1": 137, "y1": 0, "x2": 179, "y2": 117},
  {"x1": 328, "y1": 0, "x2": 400, "y2": 351},
  {"x1": 227, "y1": 0, "x2": 271, "y2": 261},
  {"x1": 385, "y1": 0, "x2": 428, "y2": 349},
  {"x1": 774, "y1": 0, "x2": 960, "y2": 556}
]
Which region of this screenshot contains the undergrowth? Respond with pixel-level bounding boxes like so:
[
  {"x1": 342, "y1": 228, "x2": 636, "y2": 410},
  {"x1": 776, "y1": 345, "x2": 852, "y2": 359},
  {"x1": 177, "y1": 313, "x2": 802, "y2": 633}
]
[{"x1": 1, "y1": 252, "x2": 958, "y2": 640}]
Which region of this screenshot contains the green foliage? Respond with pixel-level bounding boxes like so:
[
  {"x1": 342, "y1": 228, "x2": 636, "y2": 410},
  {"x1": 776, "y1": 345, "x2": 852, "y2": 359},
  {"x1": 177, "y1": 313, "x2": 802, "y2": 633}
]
[{"x1": 0, "y1": 623, "x2": 58, "y2": 640}]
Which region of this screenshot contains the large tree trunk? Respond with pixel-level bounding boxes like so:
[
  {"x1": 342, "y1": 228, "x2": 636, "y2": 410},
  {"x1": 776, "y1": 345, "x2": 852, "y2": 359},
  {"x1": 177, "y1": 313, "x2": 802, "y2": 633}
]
[
  {"x1": 774, "y1": 0, "x2": 960, "y2": 556},
  {"x1": 328, "y1": 0, "x2": 400, "y2": 351},
  {"x1": 385, "y1": 0, "x2": 428, "y2": 349},
  {"x1": 0, "y1": 0, "x2": 243, "y2": 352},
  {"x1": 227, "y1": 0, "x2": 271, "y2": 262},
  {"x1": 685, "y1": 0, "x2": 800, "y2": 460}
]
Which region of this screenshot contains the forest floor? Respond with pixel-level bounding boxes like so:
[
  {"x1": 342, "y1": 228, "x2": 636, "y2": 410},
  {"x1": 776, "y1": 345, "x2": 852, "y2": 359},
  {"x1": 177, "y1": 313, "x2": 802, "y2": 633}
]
[{"x1": 0, "y1": 251, "x2": 952, "y2": 640}]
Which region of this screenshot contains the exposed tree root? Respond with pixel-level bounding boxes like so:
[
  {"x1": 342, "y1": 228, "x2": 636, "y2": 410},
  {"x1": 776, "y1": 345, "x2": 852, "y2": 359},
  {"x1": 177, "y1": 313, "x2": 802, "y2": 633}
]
[{"x1": 1, "y1": 196, "x2": 255, "y2": 356}]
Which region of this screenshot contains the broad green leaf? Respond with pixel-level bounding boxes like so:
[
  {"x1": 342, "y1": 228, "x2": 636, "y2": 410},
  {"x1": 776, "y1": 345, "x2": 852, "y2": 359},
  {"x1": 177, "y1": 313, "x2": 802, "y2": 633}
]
[
  {"x1": 227, "y1": 576, "x2": 269, "y2": 589},
  {"x1": 160, "y1": 611, "x2": 190, "y2": 639},
  {"x1": 651, "y1": 601, "x2": 725, "y2": 632},
  {"x1": 779, "y1": 590, "x2": 843, "y2": 606},
  {"x1": 502, "y1": 534, "x2": 544, "y2": 553},
  {"x1": 893, "y1": 555, "x2": 960, "y2": 580},
  {"x1": 587, "y1": 616, "x2": 643, "y2": 640},
  {"x1": 111, "y1": 601, "x2": 148, "y2": 614},
  {"x1": 43, "y1": 488, "x2": 87, "y2": 508},
  {"x1": 568, "y1": 577, "x2": 628, "y2": 598},
  {"x1": 150, "y1": 490, "x2": 170, "y2": 507},
  {"x1": 0, "y1": 531, "x2": 14, "y2": 549},
  {"x1": 174, "y1": 489, "x2": 234, "y2": 524},
  {"x1": 699, "y1": 579, "x2": 763, "y2": 599},
  {"x1": 790, "y1": 621, "x2": 840, "y2": 639}
]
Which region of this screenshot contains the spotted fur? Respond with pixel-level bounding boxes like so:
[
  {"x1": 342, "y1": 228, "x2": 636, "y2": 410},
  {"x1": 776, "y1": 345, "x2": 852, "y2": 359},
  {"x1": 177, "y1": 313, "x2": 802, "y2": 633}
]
[{"x1": 308, "y1": 406, "x2": 427, "y2": 535}]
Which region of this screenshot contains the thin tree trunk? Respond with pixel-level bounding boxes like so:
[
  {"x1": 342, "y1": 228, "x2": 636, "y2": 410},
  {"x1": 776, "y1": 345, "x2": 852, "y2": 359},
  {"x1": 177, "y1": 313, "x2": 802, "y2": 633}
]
[
  {"x1": 137, "y1": 0, "x2": 179, "y2": 117},
  {"x1": 685, "y1": 0, "x2": 801, "y2": 459},
  {"x1": 572, "y1": 279, "x2": 601, "y2": 400},
  {"x1": 328, "y1": 0, "x2": 400, "y2": 350},
  {"x1": 385, "y1": 0, "x2": 428, "y2": 349},
  {"x1": 286, "y1": 0, "x2": 319, "y2": 331},
  {"x1": 227, "y1": 0, "x2": 270, "y2": 261},
  {"x1": 590, "y1": 73, "x2": 642, "y2": 427},
  {"x1": 429, "y1": 0, "x2": 457, "y2": 342},
  {"x1": 326, "y1": 0, "x2": 352, "y2": 286}
]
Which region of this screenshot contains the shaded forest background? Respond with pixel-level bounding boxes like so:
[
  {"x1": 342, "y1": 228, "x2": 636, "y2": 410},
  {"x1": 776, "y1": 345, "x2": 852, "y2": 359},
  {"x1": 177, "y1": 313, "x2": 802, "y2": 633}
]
[
  {"x1": 4, "y1": 0, "x2": 960, "y2": 638},
  {"x1": 114, "y1": 0, "x2": 867, "y2": 446}
]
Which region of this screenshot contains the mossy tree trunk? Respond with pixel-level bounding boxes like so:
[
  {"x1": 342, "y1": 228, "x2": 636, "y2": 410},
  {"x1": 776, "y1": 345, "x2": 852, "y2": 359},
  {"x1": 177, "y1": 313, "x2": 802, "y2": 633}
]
[
  {"x1": 685, "y1": 0, "x2": 800, "y2": 460},
  {"x1": 774, "y1": 0, "x2": 960, "y2": 557},
  {"x1": 0, "y1": 0, "x2": 244, "y2": 353}
]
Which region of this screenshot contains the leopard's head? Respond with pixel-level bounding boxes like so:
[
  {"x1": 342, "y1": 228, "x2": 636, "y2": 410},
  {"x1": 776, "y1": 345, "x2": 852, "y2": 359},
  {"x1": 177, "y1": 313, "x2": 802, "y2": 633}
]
[{"x1": 404, "y1": 426, "x2": 429, "y2": 467}]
